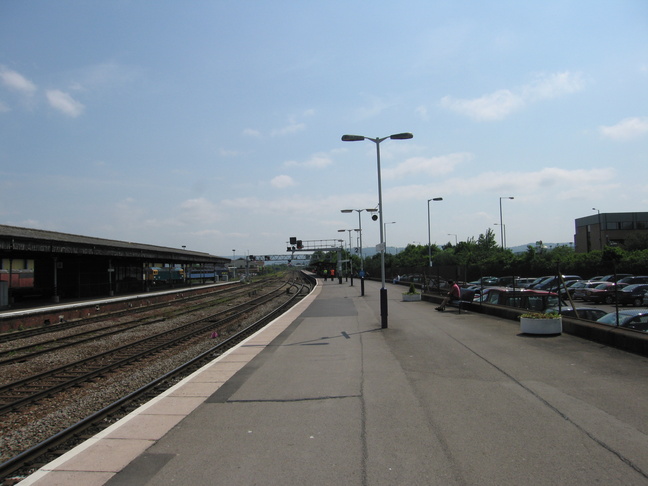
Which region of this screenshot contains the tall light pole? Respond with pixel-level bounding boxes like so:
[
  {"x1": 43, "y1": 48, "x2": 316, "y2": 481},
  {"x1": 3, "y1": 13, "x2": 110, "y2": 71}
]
[
  {"x1": 342, "y1": 132, "x2": 413, "y2": 329},
  {"x1": 592, "y1": 208, "x2": 602, "y2": 250},
  {"x1": 448, "y1": 233, "x2": 458, "y2": 246},
  {"x1": 384, "y1": 221, "x2": 396, "y2": 251},
  {"x1": 499, "y1": 196, "x2": 514, "y2": 248},
  {"x1": 494, "y1": 223, "x2": 506, "y2": 248},
  {"x1": 341, "y1": 208, "x2": 376, "y2": 296},
  {"x1": 338, "y1": 229, "x2": 359, "y2": 286},
  {"x1": 427, "y1": 197, "x2": 443, "y2": 266}
]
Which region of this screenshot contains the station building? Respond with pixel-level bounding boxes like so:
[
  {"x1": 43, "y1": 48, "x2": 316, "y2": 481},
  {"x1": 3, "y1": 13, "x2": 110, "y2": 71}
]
[
  {"x1": 574, "y1": 212, "x2": 648, "y2": 252},
  {"x1": 0, "y1": 224, "x2": 230, "y2": 307}
]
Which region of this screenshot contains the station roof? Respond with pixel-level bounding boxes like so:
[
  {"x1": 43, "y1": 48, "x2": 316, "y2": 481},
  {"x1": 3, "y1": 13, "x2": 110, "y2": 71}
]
[{"x1": 0, "y1": 224, "x2": 229, "y2": 265}]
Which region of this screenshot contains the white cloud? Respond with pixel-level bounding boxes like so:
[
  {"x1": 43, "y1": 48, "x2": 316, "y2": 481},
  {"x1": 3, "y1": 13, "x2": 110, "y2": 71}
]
[
  {"x1": 441, "y1": 89, "x2": 523, "y2": 121},
  {"x1": 284, "y1": 152, "x2": 333, "y2": 169},
  {"x1": 416, "y1": 105, "x2": 429, "y2": 121},
  {"x1": 440, "y1": 71, "x2": 583, "y2": 121},
  {"x1": 599, "y1": 117, "x2": 648, "y2": 141},
  {"x1": 243, "y1": 128, "x2": 261, "y2": 137},
  {"x1": 46, "y1": 89, "x2": 85, "y2": 117},
  {"x1": 0, "y1": 66, "x2": 37, "y2": 94},
  {"x1": 270, "y1": 122, "x2": 305, "y2": 137},
  {"x1": 270, "y1": 174, "x2": 297, "y2": 189},
  {"x1": 382, "y1": 152, "x2": 473, "y2": 180},
  {"x1": 179, "y1": 197, "x2": 222, "y2": 224}
]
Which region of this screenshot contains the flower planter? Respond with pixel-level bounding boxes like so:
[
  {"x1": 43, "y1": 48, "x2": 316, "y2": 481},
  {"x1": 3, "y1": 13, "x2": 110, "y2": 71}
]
[
  {"x1": 520, "y1": 316, "x2": 562, "y2": 335},
  {"x1": 402, "y1": 293, "x2": 422, "y2": 302}
]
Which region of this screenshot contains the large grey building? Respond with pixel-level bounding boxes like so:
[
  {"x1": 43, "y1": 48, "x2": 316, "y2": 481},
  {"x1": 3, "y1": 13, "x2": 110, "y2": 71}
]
[{"x1": 574, "y1": 212, "x2": 648, "y2": 252}]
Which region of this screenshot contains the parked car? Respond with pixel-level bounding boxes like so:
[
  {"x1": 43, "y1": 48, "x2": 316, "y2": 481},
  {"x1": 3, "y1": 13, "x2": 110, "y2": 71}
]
[
  {"x1": 534, "y1": 275, "x2": 582, "y2": 291},
  {"x1": 614, "y1": 284, "x2": 648, "y2": 307},
  {"x1": 564, "y1": 280, "x2": 589, "y2": 299},
  {"x1": 469, "y1": 276, "x2": 499, "y2": 286},
  {"x1": 617, "y1": 276, "x2": 648, "y2": 285},
  {"x1": 597, "y1": 309, "x2": 648, "y2": 332},
  {"x1": 598, "y1": 274, "x2": 633, "y2": 282},
  {"x1": 572, "y1": 281, "x2": 602, "y2": 301},
  {"x1": 527, "y1": 276, "x2": 554, "y2": 289},
  {"x1": 478, "y1": 287, "x2": 562, "y2": 312},
  {"x1": 584, "y1": 282, "x2": 628, "y2": 304},
  {"x1": 558, "y1": 279, "x2": 584, "y2": 299},
  {"x1": 514, "y1": 277, "x2": 536, "y2": 288},
  {"x1": 545, "y1": 306, "x2": 607, "y2": 321}
]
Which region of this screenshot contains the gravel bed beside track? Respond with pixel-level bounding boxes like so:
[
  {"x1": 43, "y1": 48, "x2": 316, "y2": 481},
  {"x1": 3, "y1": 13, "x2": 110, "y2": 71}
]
[{"x1": 0, "y1": 283, "x2": 296, "y2": 466}]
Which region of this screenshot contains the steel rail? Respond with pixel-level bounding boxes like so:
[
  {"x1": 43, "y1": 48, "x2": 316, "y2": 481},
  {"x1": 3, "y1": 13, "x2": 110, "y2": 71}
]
[
  {"x1": 0, "y1": 273, "x2": 313, "y2": 483},
  {"x1": 0, "y1": 281, "x2": 291, "y2": 415}
]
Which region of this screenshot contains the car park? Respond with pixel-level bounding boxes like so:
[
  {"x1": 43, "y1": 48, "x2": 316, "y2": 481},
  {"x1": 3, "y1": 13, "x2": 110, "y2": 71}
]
[
  {"x1": 598, "y1": 274, "x2": 633, "y2": 282},
  {"x1": 514, "y1": 277, "x2": 536, "y2": 288},
  {"x1": 596, "y1": 309, "x2": 648, "y2": 332},
  {"x1": 572, "y1": 281, "x2": 602, "y2": 300},
  {"x1": 533, "y1": 275, "x2": 582, "y2": 291},
  {"x1": 527, "y1": 276, "x2": 554, "y2": 289},
  {"x1": 545, "y1": 306, "x2": 607, "y2": 321},
  {"x1": 585, "y1": 282, "x2": 628, "y2": 304},
  {"x1": 469, "y1": 276, "x2": 499, "y2": 286},
  {"x1": 614, "y1": 284, "x2": 648, "y2": 307},
  {"x1": 478, "y1": 287, "x2": 562, "y2": 312},
  {"x1": 617, "y1": 276, "x2": 648, "y2": 285}
]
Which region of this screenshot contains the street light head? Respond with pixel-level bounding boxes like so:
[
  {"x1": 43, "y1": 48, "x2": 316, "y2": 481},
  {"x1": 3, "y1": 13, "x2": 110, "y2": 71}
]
[
  {"x1": 389, "y1": 132, "x2": 413, "y2": 140},
  {"x1": 366, "y1": 208, "x2": 378, "y2": 212},
  {"x1": 341, "y1": 134, "x2": 365, "y2": 142},
  {"x1": 337, "y1": 229, "x2": 345, "y2": 232},
  {"x1": 341, "y1": 209, "x2": 353, "y2": 213}
]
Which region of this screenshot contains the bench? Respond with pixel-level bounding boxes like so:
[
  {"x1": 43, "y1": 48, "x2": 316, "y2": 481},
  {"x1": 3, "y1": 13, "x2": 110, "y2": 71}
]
[{"x1": 446, "y1": 289, "x2": 475, "y2": 314}]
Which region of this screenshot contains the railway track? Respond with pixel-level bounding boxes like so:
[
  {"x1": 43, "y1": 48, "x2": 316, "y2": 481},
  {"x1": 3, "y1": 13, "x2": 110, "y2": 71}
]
[
  {"x1": 0, "y1": 279, "x2": 277, "y2": 366},
  {"x1": 0, "y1": 280, "x2": 289, "y2": 415},
  {"x1": 0, "y1": 278, "x2": 279, "y2": 346},
  {"x1": 0, "y1": 272, "x2": 314, "y2": 484}
]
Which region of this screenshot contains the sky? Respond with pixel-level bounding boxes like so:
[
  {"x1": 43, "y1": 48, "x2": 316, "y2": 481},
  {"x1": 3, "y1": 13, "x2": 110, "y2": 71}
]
[{"x1": 1, "y1": 1, "x2": 647, "y2": 258}]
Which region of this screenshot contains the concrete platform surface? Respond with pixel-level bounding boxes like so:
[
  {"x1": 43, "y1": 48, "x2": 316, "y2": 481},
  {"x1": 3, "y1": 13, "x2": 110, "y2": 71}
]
[{"x1": 20, "y1": 278, "x2": 648, "y2": 485}]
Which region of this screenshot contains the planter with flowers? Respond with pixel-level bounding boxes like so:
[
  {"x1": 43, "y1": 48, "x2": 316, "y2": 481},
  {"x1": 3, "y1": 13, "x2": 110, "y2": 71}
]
[
  {"x1": 519, "y1": 312, "x2": 562, "y2": 335},
  {"x1": 402, "y1": 283, "x2": 422, "y2": 302}
]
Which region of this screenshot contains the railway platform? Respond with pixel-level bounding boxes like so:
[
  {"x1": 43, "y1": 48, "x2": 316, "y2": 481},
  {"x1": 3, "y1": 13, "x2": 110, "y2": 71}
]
[{"x1": 19, "y1": 278, "x2": 648, "y2": 485}]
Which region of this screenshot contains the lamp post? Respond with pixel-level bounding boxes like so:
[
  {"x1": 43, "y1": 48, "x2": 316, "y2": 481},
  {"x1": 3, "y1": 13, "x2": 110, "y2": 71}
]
[
  {"x1": 494, "y1": 223, "x2": 506, "y2": 248},
  {"x1": 383, "y1": 221, "x2": 396, "y2": 252},
  {"x1": 448, "y1": 233, "x2": 458, "y2": 246},
  {"x1": 342, "y1": 132, "x2": 413, "y2": 329},
  {"x1": 592, "y1": 208, "x2": 602, "y2": 250},
  {"x1": 499, "y1": 196, "x2": 514, "y2": 248},
  {"x1": 341, "y1": 208, "x2": 376, "y2": 295},
  {"x1": 427, "y1": 197, "x2": 443, "y2": 266},
  {"x1": 338, "y1": 229, "x2": 358, "y2": 286}
]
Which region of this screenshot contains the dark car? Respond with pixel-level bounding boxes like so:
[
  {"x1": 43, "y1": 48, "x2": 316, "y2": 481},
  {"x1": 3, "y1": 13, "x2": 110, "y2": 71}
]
[
  {"x1": 617, "y1": 276, "x2": 648, "y2": 285},
  {"x1": 597, "y1": 309, "x2": 648, "y2": 332},
  {"x1": 534, "y1": 275, "x2": 582, "y2": 291},
  {"x1": 527, "y1": 276, "x2": 554, "y2": 289},
  {"x1": 479, "y1": 288, "x2": 562, "y2": 312},
  {"x1": 614, "y1": 284, "x2": 648, "y2": 307},
  {"x1": 584, "y1": 282, "x2": 628, "y2": 304},
  {"x1": 546, "y1": 306, "x2": 607, "y2": 321},
  {"x1": 469, "y1": 276, "x2": 499, "y2": 286},
  {"x1": 598, "y1": 274, "x2": 633, "y2": 282},
  {"x1": 572, "y1": 281, "x2": 601, "y2": 300}
]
